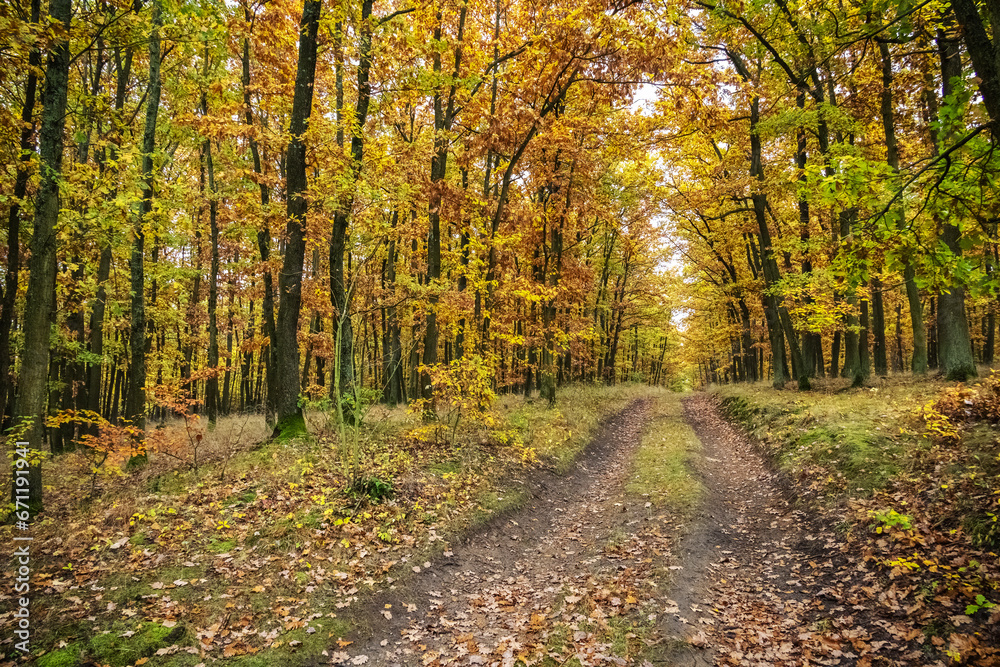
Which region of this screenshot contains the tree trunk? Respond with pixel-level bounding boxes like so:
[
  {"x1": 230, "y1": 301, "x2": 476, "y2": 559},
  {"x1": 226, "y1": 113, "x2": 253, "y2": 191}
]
[
  {"x1": 0, "y1": 0, "x2": 41, "y2": 429},
  {"x1": 794, "y1": 89, "x2": 821, "y2": 379},
  {"x1": 951, "y1": 0, "x2": 1000, "y2": 125},
  {"x1": 273, "y1": 0, "x2": 321, "y2": 436},
  {"x1": 330, "y1": 0, "x2": 374, "y2": 422},
  {"x1": 222, "y1": 276, "x2": 235, "y2": 413},
  {"x1": 878, "y1": 40, "x2": 927, "y2": 374},
  {"x1": 125, "y1": 0, "x2": 163, "y2": 456},
  {"x1": 11, "y1": 0, "x2": 71, "y2": 514},
  {"x1": 871, "y1": 278, "x2": 888, "y2": 376},
  {"x1": 199, "y1": 41, "x2": 224, "y2": 417},
  {"x1": 893, "y1": 305, "x2": 905, "y2": 372},
  {"x1": 422, "y1": 4, "x2": 468, "y2": 403},
  {"x1": 382, "y1": 212, "x2": 402, "y2": 405},
  {"x1": 203, "y1": 74, "x2": 220, "y2": 424},
  {"x1": 935, "y1": 21, "x2": 977, "y2": 382},
  {"x1": 241, "y1": 8, "x2": 278, "y2": 420},
  {"x1": 858, "y1": 292, "x2": 871, "y2": 385},
  {"x1": 734, "y1": 52, "x2": 808, "y2": 390}
]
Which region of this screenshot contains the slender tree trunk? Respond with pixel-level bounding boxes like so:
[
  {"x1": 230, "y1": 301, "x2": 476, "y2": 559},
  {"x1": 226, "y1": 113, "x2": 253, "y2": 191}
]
[
  {"x1": 872, "y1": 278, "x2": 888, "y2": 376},
  {"x1": 731, "y1": 51, "x2": 808, "y2": 389},
  {"x1": 86, "y1": 244, "x2": 112, "y2": 423},
  {"x1": 12, "y1": 0, "x2": 72, "y2": 514},
  {"x1": 124, "y1": 0, "x2": 163, "y2": 456},
  {"x1": 0, "y1": 0, "x2": 41, "y2": 428},
  {"x1": 987, "y1": 308, "x2": 996, "y2": 365},
  {"x1": 273, "y1": 0, "x2": 321, "y2": 435},
  {"x1": 382, "y1": 212, "x2": 402, "y2": 405},
  {"x1": 330, "y1": 0, "x2": 374, "y2": 421},
  {"x1": 794, "y1": 89, "x2": 821, "y2": 379},
  {"x1": 203, "y1": 77, "x2": 220, "y2": 424},
  {"x1": 879, "y1": 40, "x2": 927, "y2": 374},
  {"x1": 301, "y1": 247, "x2": 321, "y2": 391},
  {"x1": 60, "y1": 260, "x2": 87, "y2": 451},
  {"x1": 859, "y1": 293, "x2": 871, "y2": 384},
  {"x1": 987, "y1": 247, "x2": 997, "y2": 363},
  {"x1": 222, "y1": 277, "x2": 235, "y2": 413},
  {"x1": 422, "y1": 4, "x2": 468, "y2": 403},
  {"x1": 893, "y1": 305, "x2": 905, "y2": 372},
  {"x1": 928, "y1": 298, "x2": 939, "y2": 369},
  {"x1": 951, "y1": 0, "x2": 1000, "y2": 125},
  {"x1": 241, "y1": 9, "x2": 278, "y2": 420},
  {"x1": 83, "y1": 28, "x2": 132, "y2": 429}
]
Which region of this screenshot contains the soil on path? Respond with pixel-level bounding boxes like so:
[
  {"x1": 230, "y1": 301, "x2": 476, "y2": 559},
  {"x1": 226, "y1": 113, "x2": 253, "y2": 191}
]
[
  {"x1": 676, "y1": 394, "x2": 956, "y2": 667},
  {"x1": 336, "y1": 393, "x2": 930, "y2": 667},
  {"x1": 662, "y1": 393, "x2": 820, "y2": 666},
  {"x1": 338, "y1": 398, "x2": 661, "y2": 666}
]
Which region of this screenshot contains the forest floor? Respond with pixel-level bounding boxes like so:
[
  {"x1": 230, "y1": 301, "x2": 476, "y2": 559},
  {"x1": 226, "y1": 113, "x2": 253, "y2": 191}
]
[
  {"x1": 329, "y1": 388, "x2": 1000, "y2": 667},
  {"x1": 4, "y1": 380, "x2": 1000, "y2": 666}
]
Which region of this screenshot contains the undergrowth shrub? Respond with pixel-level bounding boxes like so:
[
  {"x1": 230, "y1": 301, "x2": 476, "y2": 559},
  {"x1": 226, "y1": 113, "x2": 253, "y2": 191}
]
[
  {"x1": 346, "y1": 475, "x2": 394, "y2": 503},
  {"x1": 411, "y1": 355, "x2": 497, "y2": 446},
  {"x1": 46, "y1": 409, "x2": 143, "y2": 498}
]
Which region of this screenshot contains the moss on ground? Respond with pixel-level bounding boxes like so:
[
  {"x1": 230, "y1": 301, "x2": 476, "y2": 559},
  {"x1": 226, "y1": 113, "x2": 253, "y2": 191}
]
[
  {"x1": 715, "y1": 382, "x2": 937, "y2": 499},
  {"x1": 37, "y1": 645, "x2": 84, "y2": 667},
  {"x1": 35, "y1": 622, "x2": 187, "y2": 667}
]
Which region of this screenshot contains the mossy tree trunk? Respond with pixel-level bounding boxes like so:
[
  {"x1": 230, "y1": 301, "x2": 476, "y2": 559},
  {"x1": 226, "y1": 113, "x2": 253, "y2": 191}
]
[{"x1": 273, "y1": 0, "x2": 321, "y2": 437}]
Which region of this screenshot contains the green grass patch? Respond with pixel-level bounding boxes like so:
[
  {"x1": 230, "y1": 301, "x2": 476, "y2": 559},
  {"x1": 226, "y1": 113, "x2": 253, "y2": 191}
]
[
  {"x1": 222, "y1": 617, "x2": 351, "y2": 667},
  {"x1": 469, "y1": 487, "x2": 531, "y2": 528},
  {"x1": 207, "y1": 537, "x2": 236, "y2": 553},
  {"x1": 508, "y1": 383, "x2": 652, "y2": 474},
  {"x1": 38, "y1": 621, "x2": 189, "y2": 667},
  {"x1": 715, "y1": 382, "x2": 940, "y2": 499},
  {"x1": 626, "y1": 394, "x2": 703, "y2": 514},
  {"x1": 429, "y1": 459, "x2": 461, "y2": 475},
  {"x1": 101, "y1": 572, "x2": 146, "y2": 605}
]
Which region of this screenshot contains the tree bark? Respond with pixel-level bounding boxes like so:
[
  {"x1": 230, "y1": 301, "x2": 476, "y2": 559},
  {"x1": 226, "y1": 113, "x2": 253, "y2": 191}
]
[
  {"x1": 878, "y1": 40, "x2": 927, "y2": 373},
  {"x1": 125, "y1": 0, "x2": 163, "y2": 455},
  {"x1": 329, "y1": 0, "x2": 374, "y2": 421},
  {"x1": 729, "y1": 50, "x2": 808, "y2": 389},
  {"x1": 951, "y1": 0, "x2": 1000, "y2": 126},
  {"x1": 936, "y1": 20, "x2": 978, "y2": 381},
  {"x1": 871, "y1": 278, "x2": 888, "y2": 375},
  {"x1": 273, "y1": 0, "x2": 321, "y2": 435},
  {"x1": 382, "y1": 212, "x2": 403, "y2": 405},
  {"x1": 422, "y1": 3, "x2": 468, "y2": 403},
  {"x1": 202, "y1": 57, "x2": 220, "y2": 423},
  {"x1": 241, "y1": 7, "x2": 278, "y2": 419},
  {"x1": 12, "y1": 0, "x2": 72, "y2": 514},
  {"x1": 0, "y1": 0, "x2": 41, "y2": 429}
]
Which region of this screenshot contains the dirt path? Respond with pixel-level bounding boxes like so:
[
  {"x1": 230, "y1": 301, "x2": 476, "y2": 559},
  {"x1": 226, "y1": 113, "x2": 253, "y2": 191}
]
[
  {"x1": 338, "y1": 399, "x2": 657, "y2": 666},
  {"x1": 662, "y1": 394, "x2": 816, "y2": 665},
  {"x1": 675, "y1": 394, "x2": 913, "y2": 667},
  {"x1": 335, "y1": 393, "x2": 871, "y2": 667}
]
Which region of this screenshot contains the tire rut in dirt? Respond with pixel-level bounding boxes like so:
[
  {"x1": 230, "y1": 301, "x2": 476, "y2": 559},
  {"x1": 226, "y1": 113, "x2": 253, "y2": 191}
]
[
  {"x1": 655, "y1": 393, "x2": 800, "y2": 666},
  {"x1": 671, "y1": 393, "x2": 883, "y2": 667},
  {"x1": 335, "y1": 398, "x2": 651, "y2": 666}
]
